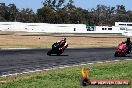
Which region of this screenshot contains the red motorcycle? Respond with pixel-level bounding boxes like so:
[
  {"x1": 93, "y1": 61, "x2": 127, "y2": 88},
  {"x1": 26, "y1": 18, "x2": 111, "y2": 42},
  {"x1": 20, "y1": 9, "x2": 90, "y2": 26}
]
[
  {"x1": 114, "y1": 43, "x2": 129, "y2": 57},
  {"x1": 47, "y1": 42, "x2": 68, "y2": 56}
]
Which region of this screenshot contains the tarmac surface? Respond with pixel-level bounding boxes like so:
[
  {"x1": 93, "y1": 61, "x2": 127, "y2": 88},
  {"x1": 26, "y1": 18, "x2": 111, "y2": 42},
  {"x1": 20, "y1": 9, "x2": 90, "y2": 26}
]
[{"x1": 0, "y1": 48, "x2": 131, "y2": 76}]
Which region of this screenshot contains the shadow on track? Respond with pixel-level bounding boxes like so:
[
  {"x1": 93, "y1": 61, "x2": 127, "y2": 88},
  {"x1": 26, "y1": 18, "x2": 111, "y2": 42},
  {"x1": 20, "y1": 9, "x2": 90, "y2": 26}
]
[
  {"x1": 122, "y1": 55, "x2": 131, "y2": 57},
  {"x1": 47, "y1": 54, "x2": 69, "y2": 56},
  {"x1": 114, "y1": 55, "x2": 131, "y2": 57}
]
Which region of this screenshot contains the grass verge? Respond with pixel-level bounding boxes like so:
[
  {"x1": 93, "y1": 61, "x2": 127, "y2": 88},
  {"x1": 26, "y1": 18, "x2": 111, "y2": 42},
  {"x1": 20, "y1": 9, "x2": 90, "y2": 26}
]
[
  {"x1": 0, "y1": 32, "x2": 127, "y2": 48},
  {"x1": 0, "y1": 60, "x2": 132, "y2": 88}
]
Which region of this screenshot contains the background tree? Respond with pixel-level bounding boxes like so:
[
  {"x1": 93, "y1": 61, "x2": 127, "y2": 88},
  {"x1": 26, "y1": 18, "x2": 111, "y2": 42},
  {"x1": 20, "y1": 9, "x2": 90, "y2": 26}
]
[
  {"x1": 115, "y1": 5, "x2": 127, "y2": 22},
  {"x1": 0, "y1": 3, "x2": 9, "y2": 21},
  {"x1": 37, "y1": 6, "x2": 56, "y2": 23},
  {"x1": 8, "y1": 4, "x2": 17, "y2": 21},
  {"x1": 56, "y1": 9, "x2": 69, "y2": 23},
  {"x1": 43, "y1": 0, "x2": 65, "y2": 9},
  {"x1": 16, "y1": 8, "x2": 36, "y2": 22},
  {"x1": 0, "y1": 1, "x2": 132, "y2": 25}
]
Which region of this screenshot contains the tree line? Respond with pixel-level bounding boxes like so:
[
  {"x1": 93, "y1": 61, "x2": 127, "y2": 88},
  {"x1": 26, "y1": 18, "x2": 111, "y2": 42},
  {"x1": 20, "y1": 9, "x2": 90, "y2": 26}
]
[{"x1": 0, "y1": 0, "x2": 132, "y2": 26}]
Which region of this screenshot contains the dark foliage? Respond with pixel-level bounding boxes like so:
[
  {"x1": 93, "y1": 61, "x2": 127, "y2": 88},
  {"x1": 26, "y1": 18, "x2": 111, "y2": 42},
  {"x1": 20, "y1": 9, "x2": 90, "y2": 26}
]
[{"x1": 0, "y1": 1, "x2": 132, "y2": 26}]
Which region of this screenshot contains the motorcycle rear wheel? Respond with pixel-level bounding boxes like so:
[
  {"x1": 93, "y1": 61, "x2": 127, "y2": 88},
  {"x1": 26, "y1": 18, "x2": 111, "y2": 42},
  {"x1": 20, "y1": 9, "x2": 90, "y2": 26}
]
[
  {"x1": 114, "y1": 52, "x2": 118, "y2": 57},
  {"x1": 47, "y1": 50, "x2": 52, "y2": 56}
]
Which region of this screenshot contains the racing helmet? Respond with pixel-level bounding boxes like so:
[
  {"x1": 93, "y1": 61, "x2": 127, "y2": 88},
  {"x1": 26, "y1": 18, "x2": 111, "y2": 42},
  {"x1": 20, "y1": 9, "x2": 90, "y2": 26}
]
[
  {"x1": 127, "y1": 38, "x2": 130, "y2": 41},
  {"x1": 63, "y1": 37, "x2": 66, "y2": 41}
]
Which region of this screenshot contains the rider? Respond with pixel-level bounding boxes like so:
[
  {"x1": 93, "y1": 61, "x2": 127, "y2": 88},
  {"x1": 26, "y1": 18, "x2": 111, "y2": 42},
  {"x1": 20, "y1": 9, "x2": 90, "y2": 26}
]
[
  {"x1": 52, "y1": 38, "x2": 68, "y2": 50},
  {"x1": 123, "y1": 38, "x2": 132, "y2": 54},
  {"x1": 57, "y1": 37, "x2": 68, "y2": 49}
]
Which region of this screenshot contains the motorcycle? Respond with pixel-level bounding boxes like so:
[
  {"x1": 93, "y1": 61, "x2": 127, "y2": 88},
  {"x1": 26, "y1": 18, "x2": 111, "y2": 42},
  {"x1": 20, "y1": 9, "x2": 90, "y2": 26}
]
[
  {"x1": 114, "y1": 43, "x2": 129, "y2": 57},
  {"x1": 47, "y1": 42, "x2": 68, "y2": 56}
]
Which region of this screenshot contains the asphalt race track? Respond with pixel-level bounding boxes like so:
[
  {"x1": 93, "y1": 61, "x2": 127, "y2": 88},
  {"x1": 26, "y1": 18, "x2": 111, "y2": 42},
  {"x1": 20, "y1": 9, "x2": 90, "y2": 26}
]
[{"x1": 0, "y1": 48, "x2": 131, "y2": 76}]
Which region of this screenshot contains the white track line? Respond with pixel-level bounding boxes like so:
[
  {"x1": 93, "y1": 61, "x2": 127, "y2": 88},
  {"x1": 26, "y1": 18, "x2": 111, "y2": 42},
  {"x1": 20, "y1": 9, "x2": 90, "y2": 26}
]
[
  {"x1": 1, "y1": 59, "x2": 132, "y2": 77},
  {"x1": 87, "y1": 63, "x2": 94, "y2": 65},
  {"x1": 96, "y1": 61, "x2": 103, "y2": 64},
  {"x1": 114, "y1": 60, "x2": 120, "y2": 62},
  {"x1": 126, "y1": 59, "x2": 132, "y2": 61},
  {"x1": 105, "y1": 61, "x2": 111, "y2": 63}
]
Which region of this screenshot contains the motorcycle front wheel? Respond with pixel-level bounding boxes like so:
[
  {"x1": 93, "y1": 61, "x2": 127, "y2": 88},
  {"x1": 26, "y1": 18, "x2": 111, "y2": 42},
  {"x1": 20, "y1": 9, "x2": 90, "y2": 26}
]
[
  {"x1": 47, "y1": 50, "x2": 52, "y2": 56},
  {"x1": 114, "y1": 51, "x2": 118, "y2": 57}
]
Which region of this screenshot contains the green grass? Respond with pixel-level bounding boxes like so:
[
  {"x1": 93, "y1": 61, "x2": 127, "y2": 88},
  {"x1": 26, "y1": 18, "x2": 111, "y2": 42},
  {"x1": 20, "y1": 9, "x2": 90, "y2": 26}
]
[{"x1": 0, "y1": 60, "x2": 132, "y2": 88}]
